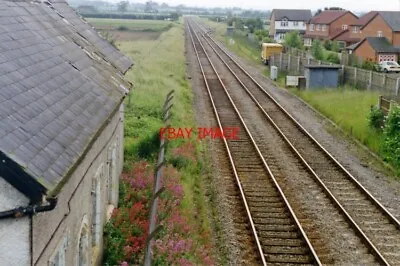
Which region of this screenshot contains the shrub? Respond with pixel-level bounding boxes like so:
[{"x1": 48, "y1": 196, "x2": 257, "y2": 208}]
[
  {"x1": 383, "y1": 106, "x2": 400, "y2": 170},
  {"x1": 326, "y1": 53, "x2": 340, "y2": 64},
  {"x1": 311, "y1": 40, "x2": 324, "y2": 60},
  {"x1": 368, "y1": 106, "x2": 386, "y2": 130},
  {"x1": 284, "y1": 31, "x2": 303, "y2": 49},
  {"x1": 117, "y1": 25, "x2": 129, "y2": 31},
  {"x1": 361, "y1": 59, "x2": 376, "y2": 71}
]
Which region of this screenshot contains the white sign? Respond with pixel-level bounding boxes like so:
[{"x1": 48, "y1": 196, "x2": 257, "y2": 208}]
[{"x1": 286, "y1": 76, "x2": 299, "y2": 86}]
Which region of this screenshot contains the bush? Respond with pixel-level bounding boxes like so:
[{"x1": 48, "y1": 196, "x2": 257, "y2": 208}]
[
  {"x1": 361, "y1": 59, "x2": 377, "y2": 71},
  {"x1": 326, "y1": 53, "x2": 340, "y2": 64},
  {"x1": 368, "y1": 106, "x2": 386, "y2": 130},
  {"x1": 383, "y1": 106, "x2": 400, "y2": 170},
  {"x1": 311, "y1": 40, "x2": 324, "y2": 60},
  {"x1": 284, "y1": 31, "x2": 303, "y2": 49},
  {"x1": 117, "y1": 25, "x2": 129, "y2": 31}
]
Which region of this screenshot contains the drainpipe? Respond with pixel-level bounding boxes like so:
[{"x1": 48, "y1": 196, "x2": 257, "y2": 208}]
[{"x1": 0, "y1": 198, "x2": 57, "y2": 219}]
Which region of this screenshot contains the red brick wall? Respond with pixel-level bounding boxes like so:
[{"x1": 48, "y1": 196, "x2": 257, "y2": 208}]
[
  {"x1": 360, "y1": 15, "x2": 393, "y2": 42},
  {"x1": 330, "y1": 12, "x2": 359, "y2": 36},
  {"x1": 354, "y1": 40, "x2": 377, "y2": 61}
]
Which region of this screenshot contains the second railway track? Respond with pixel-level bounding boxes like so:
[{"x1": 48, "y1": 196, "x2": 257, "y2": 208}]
[{"x1": 187, "y1": 18, "x2": 400, "y2": 265}]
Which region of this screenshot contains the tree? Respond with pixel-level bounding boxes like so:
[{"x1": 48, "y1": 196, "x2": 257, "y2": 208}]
[
  {"x1": 326, "y1": 53, "x2": 340, "y2": 64},
  {"x1": 170, "y1": 12, "x2": 180, "y2": 21},
  {"x1": 311, "y1": 40, "x2": 324, "y2": 60},
  {"x1": 284, "y1": 31, "x2": 302, "y2": 49},
  {"x1": 117, "y1": 1, "x2": 128, "y2": 13}
]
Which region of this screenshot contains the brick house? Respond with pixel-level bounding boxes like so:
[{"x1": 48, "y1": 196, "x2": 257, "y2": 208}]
[
  {"x1": 269, "y1": 9, "x2": 312, "y2": 43},
  {"x1": 0, "y1": 0, "x2": 133, "y2": 265},
  {"x1": 303, "y1": 10, "x2": 358, "y2": 48},
  {"x1": 347, "y1": 11, "x2": 400, "y2": 62}
]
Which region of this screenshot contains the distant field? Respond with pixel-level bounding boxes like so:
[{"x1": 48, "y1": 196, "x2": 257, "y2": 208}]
[{"x1": 86, "y1": 18, "x2": 173, "y2": 32}]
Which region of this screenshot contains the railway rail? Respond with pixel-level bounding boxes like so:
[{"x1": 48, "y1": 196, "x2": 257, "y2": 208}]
[
  {"x1": 188, "y1": 18, "x2": 400, "y2": 265},
  {"x1": 186, "y1": 20, "x2": 321, "y2": 265}
]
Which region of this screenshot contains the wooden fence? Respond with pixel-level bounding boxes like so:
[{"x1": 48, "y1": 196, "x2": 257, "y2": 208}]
[{"x1": 270, "y1": 53, "x2": 400, "y2": 96}]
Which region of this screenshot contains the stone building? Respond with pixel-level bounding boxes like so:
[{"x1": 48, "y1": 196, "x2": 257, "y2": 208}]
[{"x1": 0, "y1": 0, "x2": 133, "y2": 265}]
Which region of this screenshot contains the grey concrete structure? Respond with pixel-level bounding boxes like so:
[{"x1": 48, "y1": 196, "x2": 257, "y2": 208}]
[{"x1": 0, "y1": 0, "x2": 133, "y2": 265}]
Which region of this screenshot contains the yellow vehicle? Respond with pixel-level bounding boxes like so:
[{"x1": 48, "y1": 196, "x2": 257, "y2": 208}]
[{"x1": 261, "y1": 43, "x2": 283, "y2": 65}]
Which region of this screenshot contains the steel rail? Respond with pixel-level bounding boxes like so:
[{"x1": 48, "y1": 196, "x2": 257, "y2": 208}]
[
  {"x1": 201, "y1": 24, "x2": 400, "y2": 233},
  {"x1": 191, "y1": 20, "x2": 391, "y2": 265},
  {"x1": 187, "y1": 20, "x2": 321, "y2": 265}
]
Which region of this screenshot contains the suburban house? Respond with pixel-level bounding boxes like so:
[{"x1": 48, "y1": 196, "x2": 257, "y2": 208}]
[
  {"x1": 0, "y1": 0, "x2": 133, "y2": 266},
  {"x1": 269, "y1": 9, "x2": 312, "y2": 43},
  {"x1": 303, "y1": 10, "x2": 359, "y2": 48},
  {"x1": 347, "y1": 11, "x2": 400, "y2": 62}
]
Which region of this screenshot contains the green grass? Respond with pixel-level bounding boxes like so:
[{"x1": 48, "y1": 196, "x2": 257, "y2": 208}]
[
  {"x1": 290, "y1": 88, "x2": 382, "y2": 152},
  {"x1": 87, "y1": 18, "x2": 173, "y2": 31},
  {"x1": 117, "y1": 21, "x2": 216, "y2": 255},
  {"x1": 201, "y1": 18, "x2": 261, "y2": 63}
]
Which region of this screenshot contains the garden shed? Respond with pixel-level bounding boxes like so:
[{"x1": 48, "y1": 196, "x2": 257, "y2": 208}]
[{"x1": 304, "y1": 65, "x2": 341, "y2": 89}]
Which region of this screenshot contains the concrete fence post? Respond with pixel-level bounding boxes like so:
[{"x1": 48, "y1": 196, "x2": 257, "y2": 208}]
[
  {"x1": 368, "y1": 71, "x2": 373, "y2": 90},
  {"x1": 319, "y1": 60, "x2": 321, "y2": 65},
  {"x1": 297, "y1": 56, "x2": 301, "y2": 74},
  {"x1": 279, "y1": 53, "x2": 283, "y2": 70},
  {"x1": 396, "y1": 78, "x2": 400, "y2": 95},
  {"x1": 307, "y1": 58, "x2": 311, "y2": 65},
  {"x1": 288, "y1": 54, "x2": 291, "y2": 72},
  {"x1": 383, "y1": 74, "x2": 386, "y2": 86},
  {"x1": 341, "y1": 65, "x2": 345, "y2": 85},
  {"x1": 354, "y1": 67, "x2": 357, "y2": 86}
]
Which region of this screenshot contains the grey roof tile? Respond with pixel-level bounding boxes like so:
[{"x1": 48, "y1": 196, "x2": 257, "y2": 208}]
[{"x1": 0, "y1": 0, "x2": 133, "y2": 201}]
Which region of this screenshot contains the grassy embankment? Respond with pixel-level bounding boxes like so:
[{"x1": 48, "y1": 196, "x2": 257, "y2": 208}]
[
  {"x1": 201, "y1": 18, "x2": 393, "y2": 174},
  {"x1": 86, "y1": 18, "x2": 173, "y2": 31},
  {"x1": 96, "y1": 19, "x2": 217, "y2": 265}
]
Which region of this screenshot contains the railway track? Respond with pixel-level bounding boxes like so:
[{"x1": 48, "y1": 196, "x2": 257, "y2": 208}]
[
  {"x1": 189, "y1": 19, "x2": 400, "y2": 265},
  {"x1": 186, "y1": 21, "x2": 321, "y2": 265}
]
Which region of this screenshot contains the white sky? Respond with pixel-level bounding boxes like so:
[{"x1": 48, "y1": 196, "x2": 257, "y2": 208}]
[{"x1": 106, "y1": 0, "x2": 400, "y2": 12}]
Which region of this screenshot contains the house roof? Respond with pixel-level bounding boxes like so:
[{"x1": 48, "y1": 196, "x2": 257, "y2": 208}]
[
  {"x1": 0, "y1": 0, "x2": 133, "y2": 202},
  {"x1": 271, "y1": 9, "x2": 312, "y2": 21},
  {"x1": 353, "y1": 11, "x2": 378, "y2": 27},
  {"x1": 310, "y1": 10, "x2": 352, "y2": 24},
  {"x1": 350, "y1": 37, "x2": 399, "y2": 53},
  {"x1": 378, "y1": 11, "x2": 400, "y2": 32},
  {"x1": 330, "y1": 29, "x2": 360, "y2": 43}
]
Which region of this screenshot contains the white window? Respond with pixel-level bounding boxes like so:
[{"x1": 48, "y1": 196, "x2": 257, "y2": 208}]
[
  {"x1": 303, "y1": 22, "x2": 306, "y2": 27},
  {"x1": 48, "y1": 231, "x2": 69, "y2": 266},
  {"x1": 322, "y1": 25, "x2": 327, "y2": 31},
  {"x1": 316, "y1": 24, "x2": 320, "y2": 31},
  {"x1": 293, "y1": 21, "x2": 299, "y2": 26},
  {"x1": 280, "y1": 18, "x2": 288, "y2": 27},
  {"x1": 342, "y1": 24, "x2": 348, "y2": 30},
  {"x1": 377, "y1": 31, "x2": 383, "y2": 37},
  {"x1": 108, "y1": 146, "x2": 118, "y2": 205},
  {"x1": 77, "y1": 216, "x2": 89, "y2": 266},
  {"x1": 352, "y1": 26, "x2": 360, "y2": 33},
  {"x1": 92, "y1": 165, "x2": 103, "y2": 247},
  {"x1": 304, "y1": 38, "x2": 312, "y2": 46},
  {"x1": 309, "y1": 24, "x2": 314, "y2": 31}
]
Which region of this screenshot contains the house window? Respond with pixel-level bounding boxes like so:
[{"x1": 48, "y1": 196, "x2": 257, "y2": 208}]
[
  {"x1": 352, "y1": 26, "x2": 360, "y2": 33},
  {"x1": 304, "y1": 38, "x2": 312, "y2": 46},
  {"x1": 92, "y1": 165, "x2": 103, "y2": 247},
  {"x1": 342, "y1": 24, "x2": 348, "y2": 30},
  {"x1": 108, "y1": 146, "x2": 118, "y2": 205},
  {"x1": 322, "y1": 25, "x2": 326, "y2": 31},
  {"x1": 303, "y1": 22, "x2": 306, "y2": 27},
  {"x1": 77, "y1": 217, "x2": 89, "y2": 266},
  {"x1": 377, "y1": 31, "x2": 383, "y2": 37},
  {"x1": 309, "y1": 24, "x2": 314, "y2": 31},
  {"x1": 293, "y1": 21, "x2": 299, "y2": 26},
  {"x1": 316, "y1": 24, "x2": 321, "y2": 31},
  {"x1": 280, "y1": 18, "x2": 288, "y2": 27},
  {"x1": 48, "y1": 232, "x2": 69, "y2": 266}
]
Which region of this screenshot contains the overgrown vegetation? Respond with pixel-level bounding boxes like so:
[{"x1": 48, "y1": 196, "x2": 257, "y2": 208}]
[
  {"x1": 382, "y1": 106, "x2": 400, "y2": 171},
  {"x1": 103, "y1": 21, "x2": 216, "y2": 265},
  {"x1": 87, "y1": 18, "x2": 173, "y2": 32},
  {"x1": 284, "y1": 31, "x2": 302, "y2": 49},
  {"x1": 311, "y1": 40, "x2": 324, "y2": 60},
  {"x1": 368, "y1": 106, "x2": 385, "y2": 131}
]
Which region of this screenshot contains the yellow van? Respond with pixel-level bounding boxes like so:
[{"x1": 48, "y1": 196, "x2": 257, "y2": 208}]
[{"x1": 261, "y1": 43, "x2": 283, "y2": 65}]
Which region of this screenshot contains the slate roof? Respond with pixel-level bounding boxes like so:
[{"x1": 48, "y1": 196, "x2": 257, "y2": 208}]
[
  {"x1": 349, "y1": 37, "x2": 400, "y2": 53},
  {"x1": 378, "y1": 11, "x2": 400, "y2": 32},
  {"x1": 271, "y1": 9, "x2": 312, "y2": 22},
  {"x1": 354, "y1": 11, "x2": 378, "y2": 27},
  {"x1": 310, "y1": 10, "x2": 351, "y2": 24},
  {"x1": 0, "y1": 0, "x2": 133, "y2": 202}
]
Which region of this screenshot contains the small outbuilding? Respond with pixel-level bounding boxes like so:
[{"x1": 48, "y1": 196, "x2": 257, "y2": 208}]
[{"x1": 304, "y1": 65, "x2": 341, "y2": 89}]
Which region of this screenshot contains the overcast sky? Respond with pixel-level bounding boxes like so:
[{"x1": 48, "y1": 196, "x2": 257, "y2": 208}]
[{"x1": 106, "y1": 0, "x2": 400, "y2": 12}]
